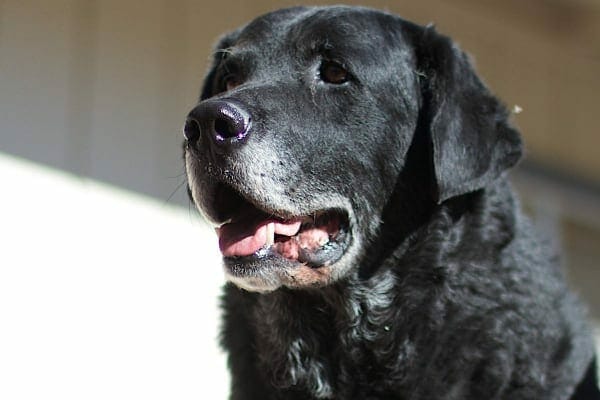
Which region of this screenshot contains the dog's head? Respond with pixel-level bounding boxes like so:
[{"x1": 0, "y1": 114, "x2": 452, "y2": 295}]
[{"x1": 183, "y1": 6, "x2": 522, "y2": 292}]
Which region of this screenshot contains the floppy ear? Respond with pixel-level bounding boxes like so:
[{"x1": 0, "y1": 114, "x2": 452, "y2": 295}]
[
  {"x1": 413, "y1": 26, "x2": 523, "y2": 203},
  {"x1": 199, "y1": 32, "x2": 239, "y2": 101}
]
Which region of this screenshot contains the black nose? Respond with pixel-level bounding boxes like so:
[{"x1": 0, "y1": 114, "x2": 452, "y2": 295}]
[{"x1": 184, "y1": 100, "x2": 251, "y2": 146}]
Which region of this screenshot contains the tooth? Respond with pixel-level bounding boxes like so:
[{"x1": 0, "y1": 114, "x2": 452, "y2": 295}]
[{"x1": 266, "y1": 222, "x2": 275, "y2": 246}]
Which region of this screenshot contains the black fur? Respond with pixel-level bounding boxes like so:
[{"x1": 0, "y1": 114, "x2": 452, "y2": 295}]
[
  {"x1": 572, "y1": 358, "x2": 600, "y2": 399},
  {"x1": 183, "y1": 6, "x2": 598, "y2": 399}
]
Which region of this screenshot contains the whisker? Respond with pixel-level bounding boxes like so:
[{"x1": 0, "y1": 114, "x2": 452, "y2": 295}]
[
  {"x1": 166, "y1": 171, "x2": 187, "y2": 180},
  {"x1": 164, "y1": 178, "x2": 188, "y2": 206}
]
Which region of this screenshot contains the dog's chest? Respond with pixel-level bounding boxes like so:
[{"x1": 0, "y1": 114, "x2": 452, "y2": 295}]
[{"x1": 252, "y1": 279, "x2": 415, "y2": 398}]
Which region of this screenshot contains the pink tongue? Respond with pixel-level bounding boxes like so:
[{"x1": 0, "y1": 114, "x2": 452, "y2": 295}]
[{"x1": 218, "y1": 219, "x2": 302, "y2": 257}]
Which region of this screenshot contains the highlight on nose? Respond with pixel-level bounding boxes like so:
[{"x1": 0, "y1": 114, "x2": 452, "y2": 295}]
[{"x1": 184, "y1": 100, "x2": 251, "y2": 146}]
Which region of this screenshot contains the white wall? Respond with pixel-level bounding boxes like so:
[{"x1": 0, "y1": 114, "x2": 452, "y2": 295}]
[{"x1": 0, "y1": 153, "x2": 229, "y2": 399}]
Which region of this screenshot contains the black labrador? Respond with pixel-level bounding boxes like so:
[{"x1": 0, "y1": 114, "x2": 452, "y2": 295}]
[{"x1": 183, "y1": 6, "x2": 599, "y2": 399}]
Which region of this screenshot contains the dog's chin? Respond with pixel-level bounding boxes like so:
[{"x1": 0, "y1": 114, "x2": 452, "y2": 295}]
[{"x1": 223, "y1": 254, "x2": 333, "y2": 292}]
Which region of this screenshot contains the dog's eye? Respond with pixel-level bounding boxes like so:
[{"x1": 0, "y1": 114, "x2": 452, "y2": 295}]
[
  {"x1": 319, "y1": 61, "x2": 349, "y2": 85},
  {"x1": 224, "y1": 75, "x2": 241, "y2": 91}
]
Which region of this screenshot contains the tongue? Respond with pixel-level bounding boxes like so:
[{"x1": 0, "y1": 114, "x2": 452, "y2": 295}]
[{"x1": 218, "y1": 219, "x2": 302, "y2": 257}]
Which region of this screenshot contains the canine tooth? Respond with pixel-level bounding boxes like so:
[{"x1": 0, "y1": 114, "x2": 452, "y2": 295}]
[{"x1": 266, "y1": 222, "x2": 275, "y2": 246}]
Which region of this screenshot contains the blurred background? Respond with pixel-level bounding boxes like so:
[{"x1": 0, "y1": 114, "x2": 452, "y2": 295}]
[{"x1": 0, "y1": 0, "x2": 598, "y2": 398}]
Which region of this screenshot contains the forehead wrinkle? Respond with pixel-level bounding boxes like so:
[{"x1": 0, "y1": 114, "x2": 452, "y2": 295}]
[
  {"x1": 233, "y1": 7, "x2": 313, "y2": 48},
  {"x1": 287, "y1": 11, "x2": 395, "y2": 65}
]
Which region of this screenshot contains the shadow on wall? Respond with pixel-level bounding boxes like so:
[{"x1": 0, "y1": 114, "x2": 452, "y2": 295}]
[{"x1": 0, "y1": 0, "x2": 192, "y2": 207}]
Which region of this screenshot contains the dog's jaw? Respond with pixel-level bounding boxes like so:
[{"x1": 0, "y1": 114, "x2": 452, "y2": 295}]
[
  {"x1": 217, "y1": 200, "x2": 362, "y2": 293},
  {"x1": 185, "y1": 149, "x2": 364, "y2": 292}
]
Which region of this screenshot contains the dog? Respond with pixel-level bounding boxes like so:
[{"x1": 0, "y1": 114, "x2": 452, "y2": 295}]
[{"x1": 183, "y1": 6, "x2": 599, "y2": 399}]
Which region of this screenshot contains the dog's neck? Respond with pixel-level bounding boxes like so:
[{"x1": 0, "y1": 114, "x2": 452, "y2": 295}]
[
  {"x1": 250, "y1": 267, "x2": 433, "y2": 398},
  {"x1": 232, "y1": 180, "x2": 520, "y2": 398}
]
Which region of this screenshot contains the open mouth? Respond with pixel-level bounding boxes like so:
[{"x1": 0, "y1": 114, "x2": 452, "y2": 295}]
[{"x1": 213, "y1": 185, "x2": 350, "y2": 268}]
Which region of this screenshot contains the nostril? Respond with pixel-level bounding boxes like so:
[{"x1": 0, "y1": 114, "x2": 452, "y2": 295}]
[
  {"x1": 183, "y1": 118, "x2": 201, "y2": 142},
  {"x1": 214, "y1": 105, "x2": 251, "y2": 142},
  {"x1": 214, "y1": 117, "x2": 236, "y2": 142}
]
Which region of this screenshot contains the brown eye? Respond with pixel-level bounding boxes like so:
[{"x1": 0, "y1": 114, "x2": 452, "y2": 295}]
[
  {"x1": 224, "y1": 75, "x2": 241, "y2": 91},
  {"x1": 319, "y1": 61, "x2": 349, "y2": 84}
]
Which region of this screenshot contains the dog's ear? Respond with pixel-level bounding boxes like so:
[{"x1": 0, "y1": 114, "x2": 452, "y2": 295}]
[
  {"x1": 199, "y1": 32, "x2": 239, "y2": 101},
  {"x1": 412, "y1": 26, "x2": 523, "y2": 203}
]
